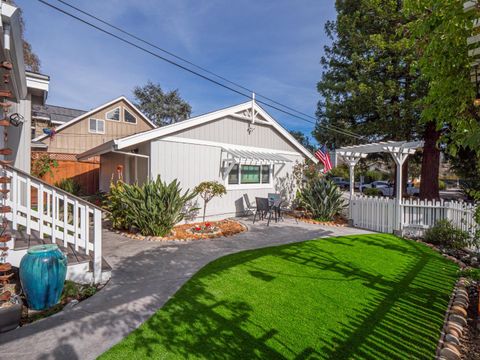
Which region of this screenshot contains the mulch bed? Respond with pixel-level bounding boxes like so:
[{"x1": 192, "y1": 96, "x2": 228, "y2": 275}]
[
  {"x1": 118, "y1": 219, "x2": 246, "y2": 242},
  {"x1": 292, "y1": 214, "x2": 348, "y2": 227}
]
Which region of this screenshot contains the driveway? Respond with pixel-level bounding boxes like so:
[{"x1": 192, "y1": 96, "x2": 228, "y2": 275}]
[{"x1": 0, "y1": 218, "x2": 371, "y2": 360}]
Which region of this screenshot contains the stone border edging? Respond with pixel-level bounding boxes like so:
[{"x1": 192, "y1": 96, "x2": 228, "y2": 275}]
[
  {"x1": 407, "y1": 239, "x2": 471, "y2": 360},
  {"x1": 436, "y1": 277, "x2": 469, "y2": 360}
]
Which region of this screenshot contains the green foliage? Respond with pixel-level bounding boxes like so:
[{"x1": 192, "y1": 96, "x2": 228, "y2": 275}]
[
  {"x1": 32, "y1": 154, "x2": 58, "y2": 178},
  {"x1": 315, "y1": 0, "x2": 426, "y2": 148},
  {"x1": 55, "y1": 178, "x2": 82, "y2": 196},
  {"x1": 61, "y1": 280, "x2": 97, "y2": 300},
  {"x1": 328, "y1": 164, "x2": 349, "y2": 179},
  {"x1": 289, "y1": 130, "x2": 315, "y2": 153},
  {"x1": 458, "y1": 268, "x2": 480, "y2": 281},
  {"x1": 105, "y1": 177, "x2": 197, "y2": 237},
  {"x1": 133, "y1": 81, "x2": 191, "y2": 126},
  {"x1": 363, "y1": 188, "x2": 382, "y2": 197},
  {"x1": 404, "y1": 0, "x2": 480, "y2": 155},
  {"x1": 424, "y1": 220, "x2": 471, "y2": 250},
  {"x1": 297, "y1": 178, "x2": 345, "y2": 221},
  {"x1": 194, "y1": 181, "x2": 227, "y2": 222},
  {"x1": 438, "y1": 180, "x2": 446, "y2": 191},
  {"x1": 62, "y1": 280, "x2": 79, "y2": 300}
]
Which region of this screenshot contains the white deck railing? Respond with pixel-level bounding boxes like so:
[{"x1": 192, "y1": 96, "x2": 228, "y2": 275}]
[
  {"x1": 351, "y1": 195, "x2": 477, "y2": 236},
  {"x1": 4, "y1": 165, "x2": 103, "y2": 283}
]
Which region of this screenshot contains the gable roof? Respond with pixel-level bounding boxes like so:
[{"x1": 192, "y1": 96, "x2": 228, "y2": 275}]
[
  {"x1": 32, "y1": 104, "x2": 86, "y2": 124},
  {"x1": 33, "y1": 96, "x2": 157, "y2": 142},
  {"x1": 77, "y1": 101, "x2": 317, "y2": 162}
]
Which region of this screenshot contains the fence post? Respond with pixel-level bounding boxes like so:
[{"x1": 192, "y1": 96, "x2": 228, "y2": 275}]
[{"x1": 93, "y1": 208, "x2": 102, "y2": 284}]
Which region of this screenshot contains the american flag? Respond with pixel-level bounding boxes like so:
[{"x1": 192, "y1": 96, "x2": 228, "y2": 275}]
[{"x1": 314, "y1": 145, "x2": 333, "y2": 173}]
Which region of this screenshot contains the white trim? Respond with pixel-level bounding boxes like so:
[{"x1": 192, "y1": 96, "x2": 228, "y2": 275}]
[
  {"x1": 105, "y1": 106, "x2": 120, "y2": 122},
  {"x1": 88, "y1": 118, "x2": 105, "y2": 134},
  {"x1": 109, "y1": 101, "x2": 317, "y2": 162},
  {"x1": 161, "y1": 136, "x2": 302, "y2": 156},
  {"x1": 33, "y1": 96, "x2": 156, "y2": 142},
  {"x1": 225, "y1": 163, "x2": 273, "y2": 190},
  {"x1": 123, "y1": 107, "x2": 137, "y2": 124}
]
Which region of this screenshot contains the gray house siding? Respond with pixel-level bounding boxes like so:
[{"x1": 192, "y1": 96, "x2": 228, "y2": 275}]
[
  {"x1": 170, "y1": 116, "x2": 298, "y2": 152},
  {"x1": 150, "y1": 139, "x2": 303, "y2": 220}
]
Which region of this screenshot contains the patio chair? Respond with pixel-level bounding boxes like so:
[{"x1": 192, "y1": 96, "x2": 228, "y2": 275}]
[
  {"x1": 253, "y1": 197, "x2": 274, "y2": 226},
  {"x1": 243, "y1": 194, "x2": 256, "y2": 215},
  {"x1": 268, "y1": 193, "x2": 281, "y2": 203}
]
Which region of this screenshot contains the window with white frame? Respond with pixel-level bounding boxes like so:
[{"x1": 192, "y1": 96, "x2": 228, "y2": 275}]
[
  {"x1": 124, "y1": 108, "x2": 137, "y2": 124},
  {"x1": 105, "y1": 107, "x2": 120, "y2": 121},
  {"x1": 89, "y1": 118, "x2": 105, "y2": 134},
  {"x1": 228, "y1": 164, "x2": 271, "y2": 185}
]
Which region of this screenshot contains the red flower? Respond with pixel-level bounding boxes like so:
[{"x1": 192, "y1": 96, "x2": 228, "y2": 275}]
[
  {"x1": 205, "y1": 222, "x2": 211, "y2": 228},
  {"x1": 194, "y1": 226, "x2": 201, "y2": 231}
]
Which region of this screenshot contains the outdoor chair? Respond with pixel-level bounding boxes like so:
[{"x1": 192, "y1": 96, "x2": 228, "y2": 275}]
[
  {"x1": 243, "y1": 194, "x2": 256, "y2": 215},
  {"x1": 268, "y1": 193, "x2": 281, "y2": 203},
  {"x1": 253, "y1": 197, "x2": 274, "y2": 226}
]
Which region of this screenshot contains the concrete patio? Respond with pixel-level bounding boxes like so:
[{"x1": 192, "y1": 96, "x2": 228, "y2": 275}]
[{"x1": 0, "y1": 218, "x2": 372, "y2": 360}]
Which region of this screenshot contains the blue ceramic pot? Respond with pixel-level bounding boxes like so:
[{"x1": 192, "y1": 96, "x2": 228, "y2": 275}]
[{"x1": 19, "y1": 244, "x2": 67, "y2": 310}]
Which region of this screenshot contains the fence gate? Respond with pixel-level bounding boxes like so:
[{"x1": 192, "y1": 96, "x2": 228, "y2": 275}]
[{"x1": 350, "y1": 196, "x2": 396, "y2": 233}]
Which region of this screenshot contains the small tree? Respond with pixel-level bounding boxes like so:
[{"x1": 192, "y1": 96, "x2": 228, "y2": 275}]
[{"x1": 194, "y1": 181, "x2": 227, "y2": 222}]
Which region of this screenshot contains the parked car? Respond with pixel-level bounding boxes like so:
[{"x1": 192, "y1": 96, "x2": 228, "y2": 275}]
[
  {"x1": 331, "y1": 177, "x2": 350, "y2": 189},
  {"x1": 360, "y1": 181, "x2": 391, "y2": 192},
  {"x1": 361, "y1": 181, "x2": 419, "y2": 197}
]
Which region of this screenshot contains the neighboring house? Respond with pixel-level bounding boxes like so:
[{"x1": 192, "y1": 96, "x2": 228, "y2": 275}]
[
  {"x1": 31, "y1": 102, "x2": 86, "y2": 142},
  {"x1": 31, "y1": 96, "x2": 156, "y2": 193},
  {"x1": 78, "y1": 101, "x2": 317, "y2": 220},
  {"x1": 0, "y1": 0, "x2": 107, "y2": 284}
]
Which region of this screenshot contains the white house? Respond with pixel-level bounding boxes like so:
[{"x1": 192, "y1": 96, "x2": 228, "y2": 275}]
[{"x1": 78, "y1": 100, "x2": 317, "y2": 220}]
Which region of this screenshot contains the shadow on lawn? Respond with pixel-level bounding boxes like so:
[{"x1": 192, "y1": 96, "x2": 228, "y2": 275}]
[
  {"x1": 115, "y1": 234, "x2": 457, "y2": 359},
  {"x1": 0, "y1": 221, "x2": 335, "y2": 359}
]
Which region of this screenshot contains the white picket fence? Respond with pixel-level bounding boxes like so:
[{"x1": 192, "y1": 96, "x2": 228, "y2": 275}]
[
  {"x1": 3, "y1": 165, "x2": 103, "y2": 282},
  {"x1": 351, "y1": 195, "x2": 477, "y2": 235}
]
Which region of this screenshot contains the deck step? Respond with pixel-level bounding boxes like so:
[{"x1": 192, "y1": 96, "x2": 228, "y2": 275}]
[
  {"x1": 0, "y1": 206, "x2": 11, "y2": 213},
  {"x1": 0, "y1": 176, "x2": 11, "y2": 184},
  {"x1": 0, "y1": 90, "x2": 12, "y2": 98},
  {"x1": 0, "y1": 148, "x2": 12, "y2": 156}
]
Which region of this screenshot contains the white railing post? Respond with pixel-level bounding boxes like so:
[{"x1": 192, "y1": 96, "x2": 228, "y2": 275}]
[
  {"x1": 93, "y1": 208, "x2": 102, "y2": 284},
  {"x1": 38, "y1": 183, "x2": 44, "y2": 239}
]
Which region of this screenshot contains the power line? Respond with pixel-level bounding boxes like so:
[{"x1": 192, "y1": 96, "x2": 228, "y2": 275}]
[
  {"x1": 38, "y1": 0, "x2": 364, "y2": 140},
  {"x1": 54, "y1": 0, "x2": 363, "y2": 140}
]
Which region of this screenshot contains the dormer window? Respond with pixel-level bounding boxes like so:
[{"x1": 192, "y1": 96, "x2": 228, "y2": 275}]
[
  {"x1": 124, "y1": 108, "x2": 137, "y2": 124},
  {"x1": 106, "y1": 107, "x2": 120, "y2": 121}
]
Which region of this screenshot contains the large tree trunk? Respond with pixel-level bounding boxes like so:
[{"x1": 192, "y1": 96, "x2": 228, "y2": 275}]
[{"x1": 419, "y1": 122, "x2": 441, "y2": 200}]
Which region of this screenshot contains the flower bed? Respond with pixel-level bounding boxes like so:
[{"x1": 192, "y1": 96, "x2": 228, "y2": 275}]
[{"x1": 119, "y1": 219, "x2": 246, "y2": 241}]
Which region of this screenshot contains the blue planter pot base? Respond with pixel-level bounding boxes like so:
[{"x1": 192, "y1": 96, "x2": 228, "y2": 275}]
[{"x1": 19, "y1": 244, "x2": 67, "y2": 310}]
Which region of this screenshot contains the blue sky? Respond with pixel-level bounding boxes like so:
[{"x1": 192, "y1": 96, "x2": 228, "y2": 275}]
[{"x1": 18, "y1": 0, "x2": 336, "y2": 142}]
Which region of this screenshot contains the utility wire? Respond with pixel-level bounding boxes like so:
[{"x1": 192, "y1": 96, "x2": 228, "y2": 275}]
[
  {"x1": 38, "y1": 0, "x2": 363, "y2": 140},
  {"x1": 54, "y1": 0, "x2": 363, "y2": 140}
]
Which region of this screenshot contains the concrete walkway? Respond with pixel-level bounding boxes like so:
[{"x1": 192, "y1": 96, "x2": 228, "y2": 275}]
[{"x1": 0, "y1": 218, "x2": 371, "y2": 360}]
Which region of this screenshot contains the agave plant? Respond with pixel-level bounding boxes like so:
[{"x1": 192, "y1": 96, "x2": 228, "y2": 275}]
[
  {"x1": 105, "y1": 176, "x2": 197, "y2": 236},
  {"x1": 297, "y1": 178, "x2": 346, "y2": 221}
]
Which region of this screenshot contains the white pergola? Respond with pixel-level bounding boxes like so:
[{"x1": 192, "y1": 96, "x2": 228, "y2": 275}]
[{"x1": 335, "y1": 140, "x2": 424, "y2": 220}]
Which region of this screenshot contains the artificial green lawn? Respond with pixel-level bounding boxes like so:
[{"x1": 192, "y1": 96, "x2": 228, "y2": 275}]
[{"x1": 100, "y1": 234, "x2": 458, "y2": 359}]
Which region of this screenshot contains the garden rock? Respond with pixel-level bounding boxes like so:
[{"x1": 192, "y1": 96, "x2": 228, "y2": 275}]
[
  {"x1": 446, "y1": 321, "x2": 463, "y2": 337},
  {"x1": 448, "y1": 314, "x2": 468, "y2": 328},
  {"x1": 445, "y1": 334, "x2": 460, "y2": 346},
  {"x1": 450, "y1": 305, "x2": 467, "y2": 318},
  {"x1": 440, "y1": 346, "x2": 461, "y2": 360}
]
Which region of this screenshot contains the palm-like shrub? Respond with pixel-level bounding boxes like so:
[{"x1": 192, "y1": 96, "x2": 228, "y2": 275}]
[
  {"x1": 105, "y1": 176, "x2": 197, "y2": 236},
  {"x1": 297, "y1": 178, "x2": 346, "y2": 221},
  {"x1": 55, "y1": 178, "x2": 82, "y2": 196}
]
